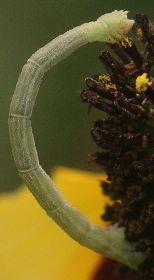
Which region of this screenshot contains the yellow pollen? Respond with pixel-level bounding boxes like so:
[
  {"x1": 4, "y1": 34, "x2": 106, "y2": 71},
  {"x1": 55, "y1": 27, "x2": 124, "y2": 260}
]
[
  {"x1": 136, "y1": 73, "x2": 152, "y2": 92},
  {"x1": 99, "y1": 73, "x2": 111, "y2": 82},
  {"x1": 99, "y1": 74, "x2": 117, "y2": 93},
  {"x1": 120, "y1": 35, "x2": 133, "y2": 48}
]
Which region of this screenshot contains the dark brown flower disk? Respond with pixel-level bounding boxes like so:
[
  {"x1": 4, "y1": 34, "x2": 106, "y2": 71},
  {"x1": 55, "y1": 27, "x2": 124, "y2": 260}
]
[{"x1": 81, "y1": 14, "x2": 154, "y2": 279}]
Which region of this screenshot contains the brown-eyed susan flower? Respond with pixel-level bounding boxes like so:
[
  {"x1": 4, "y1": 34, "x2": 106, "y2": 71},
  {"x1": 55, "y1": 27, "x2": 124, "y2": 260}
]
[{"x1": 81, "y1": 13, "x2": 154, "y2": 278}]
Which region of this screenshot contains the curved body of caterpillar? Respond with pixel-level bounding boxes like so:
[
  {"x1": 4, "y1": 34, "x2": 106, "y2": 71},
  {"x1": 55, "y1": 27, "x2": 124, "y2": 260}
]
[{"x1": 8, "y1": 10, "x2": 145, "y2": 269}]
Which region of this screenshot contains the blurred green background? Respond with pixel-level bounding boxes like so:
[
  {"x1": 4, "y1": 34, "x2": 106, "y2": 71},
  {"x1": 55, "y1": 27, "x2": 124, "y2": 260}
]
[{"x1": 1, "y1": 0, "x2": 153, "y2": 192}]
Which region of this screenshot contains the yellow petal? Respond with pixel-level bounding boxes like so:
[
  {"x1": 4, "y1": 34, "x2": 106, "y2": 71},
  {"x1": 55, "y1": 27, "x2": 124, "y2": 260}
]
[{"x1": 0, "y1": 167, "x2": 109, "y2": 280}]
